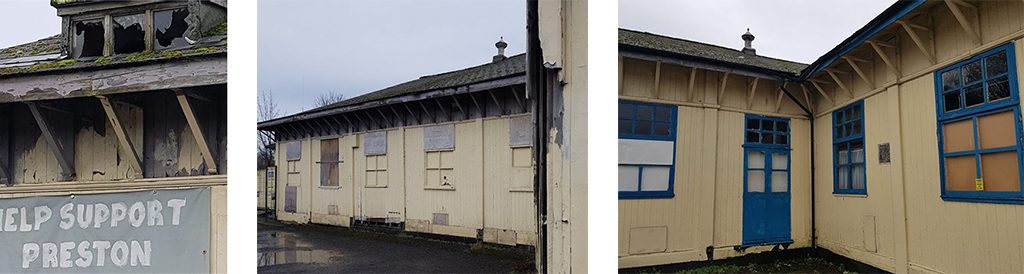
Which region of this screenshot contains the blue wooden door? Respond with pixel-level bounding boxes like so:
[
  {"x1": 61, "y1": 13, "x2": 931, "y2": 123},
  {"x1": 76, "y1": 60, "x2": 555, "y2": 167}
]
[{"x1": 743, "y1": 148, "x2": 791, "y2": 245}]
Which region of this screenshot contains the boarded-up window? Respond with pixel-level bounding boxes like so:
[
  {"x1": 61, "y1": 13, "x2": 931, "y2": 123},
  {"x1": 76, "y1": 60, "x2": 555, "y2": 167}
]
[
  {"x1": 286, "y1": 142, "x2": 302, "y2": 161},
  {"x1": 365, "y1": 155, "x2": 387, "y2": 187},
  {"x1": 426, "y1": 150, "x2": 455, "y2": 188},
  {"x1": 363, "y1": 132, "x2": 387, "y2": 155},
  {"x1": 509, "y1": 116, "x2": 533, "y2": 147},
  {"x1": 424, "y1": 125, "x2": 455, "y2": 150},
  {"x1": 284, "y1": 186, "x2": 297, "y2": 213},
  {"x1": 319, "y1": 139, "x2": 339, "y2": 187},
  {"x1": 935, "y1": 43, "x2": 1023, "y2": 202},
  {"x1": 511, "y1": 147, "x2": 533, "y2": 190}
]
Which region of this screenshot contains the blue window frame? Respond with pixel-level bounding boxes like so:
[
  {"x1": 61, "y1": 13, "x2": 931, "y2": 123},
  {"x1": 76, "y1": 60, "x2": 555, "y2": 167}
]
[
  {"x1": 934, "y1": 43, "x2": 1024, "y2": 204},
  {"x1": 619, "y1": 100, "x2": 677, "y2": 199},
  {"x1": 833, "y1": 101, "x2": 866, "y2": 195}
]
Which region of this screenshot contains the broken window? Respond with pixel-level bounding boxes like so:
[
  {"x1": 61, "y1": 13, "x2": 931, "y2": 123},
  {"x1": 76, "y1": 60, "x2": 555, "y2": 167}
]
[
  {"x1": 72, "y1": 20, "x2": 103, "y2": 58},
  {"x1": 113, "y1": 14, "x2": 146, "y2": 54},
  {"x1": 154, "y1": 8, "x2": 191, "y2": 50}
]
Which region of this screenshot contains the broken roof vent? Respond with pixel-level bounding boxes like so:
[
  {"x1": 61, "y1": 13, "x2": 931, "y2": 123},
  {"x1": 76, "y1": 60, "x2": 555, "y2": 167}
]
[
  {"x1": 741, "y1": 28, "x2": 756, "y2": 55},
  {"x1": 493, "y1": 37, "x2": 508, "y2": 63}
]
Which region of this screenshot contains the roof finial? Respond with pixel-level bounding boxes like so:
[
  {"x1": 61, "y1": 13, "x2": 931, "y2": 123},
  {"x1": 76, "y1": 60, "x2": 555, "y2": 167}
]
[
  {"x1": 493, "y1": 37, "x2": 508, "y2": 63},
  {"x1": 742, "y1": 28, "x2": 756, "y2": 55}
]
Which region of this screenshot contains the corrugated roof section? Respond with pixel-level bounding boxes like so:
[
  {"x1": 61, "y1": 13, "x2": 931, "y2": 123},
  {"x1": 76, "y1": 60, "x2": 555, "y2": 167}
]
[{"x1": 619, "y1": 28, "x2": 807, "y2": 75}]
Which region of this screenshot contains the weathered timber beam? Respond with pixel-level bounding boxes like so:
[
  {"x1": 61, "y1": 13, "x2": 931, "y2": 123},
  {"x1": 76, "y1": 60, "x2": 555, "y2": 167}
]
[
  {"x1": 375, "y1": 108, "x2": 393, "y2": 128},
  {"x1": 509, "y1": 86, "x2": 526, "y2": 113},
  {"x1": 388, "y1": 105, "x2": 405, "y2": 126},
  {"x1": 360, "y1": 110, "x2": 382, "y2": 129},
  {"x1": 185, "y1": 92, "x2": 215, "y2": 103},
  {"x1": 746, "y1": 77, "x2": 759, "y2": 109},
  {"x1": 451, "y1": 95, "x2": 468, "y2": 120},
  {"x1": 826, "y1": 70, "x2": 853, "y2": 98},
  {"x1": 402, "y1": 103, "x2": 421, "y2": 125},
  {"x1": 329, "y1": 116, "x2": 343, "y2": 134},
  {"x1": 0, "y1": 156, "x2": 10, "y2": 185},
  {"x1": 867, "y1": 41, "x2": 901, "y2": 77},
  {"x1": 717, "y1": 72, "x2": 730, "y2": 103},
  {"x1": 173, "y1": 89, "x2": 218, "y2": 174},
  {"x1": 25, "y1": 102, "x2": 75, "y2": 180},
  {"x1": 653, "y1": 61, "x2": 662, "y2": 99},
  {"x1": 950, "y1": 0, "x2": 976, "y2": 9},
  {"x1": 801, "y1": 84, "x2": 813, "y2": 113},
  {"x1": 418, "y1": 101, "x2": 436, "y2": 123},
  {"x1": 311, "y1": 118, "x2": 327, "y2": 136},
  {"x1": 810, "y1": 81, "x2": 835, "y2": 106},
  {"x1": 687, "y1": 67, "x2": 698, "y2": 102},
  {"x1": 898, "y1": 20, "x2": 936, "y2": 64},
  {"x1": 97, "y1": 96, "x2": 143, "y2": 178},
  {"x1": 844, "y1": 57, "x2": 875, "y2": 89},
  {"x1": 866, "y1": 39, "x2": 898, "y2": 49},
  {"x1": 945, "y1": 0, "x2": 981, "y2": 45},
  {"x1": 618, "y1": 55, "x2": 624, "y2": 95},
  {"x1": 775, "y1": 86, "x2": 785, "y2": 113},
  {"x1": 487, "y1": 89, "x2": 505, "y2": 115},
  {"x1": 468, "y1": 93, "x2": 485, "y2": 115}
]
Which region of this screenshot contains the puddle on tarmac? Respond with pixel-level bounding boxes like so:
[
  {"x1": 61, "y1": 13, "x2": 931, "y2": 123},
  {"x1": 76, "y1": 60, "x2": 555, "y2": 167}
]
[{"x1": 258, "y1": 249, "x2": 338, "y2": 267}]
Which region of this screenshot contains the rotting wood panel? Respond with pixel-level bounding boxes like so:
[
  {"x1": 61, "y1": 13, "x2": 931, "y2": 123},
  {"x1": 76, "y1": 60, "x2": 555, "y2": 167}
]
[
  {"x1": 0, "y1": 112, "x2": 10, "y2": 184},
  {"x1": 10, "y1": 103, "x2": 75, "y2": 184},
  {"x1": 74, "y1": 97, "x2": 143, "y2": 182},
  {"x1": 0, "y1": 56, "x2": 226, "y2": 103},
  {"x1": 142, "y1": 86, "x2": 225, "y2": 178}
]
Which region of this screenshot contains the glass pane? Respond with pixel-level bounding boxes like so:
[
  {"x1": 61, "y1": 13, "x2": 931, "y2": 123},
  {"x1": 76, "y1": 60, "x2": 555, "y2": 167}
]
[
  {"x1": 836, "y1": 111, "x2": 845, "y2": 124},
  {"x1": 113, "y1": 14, "x2": 146, "y2": 54},
  {"x1": 837, "y1": 166, "x2": 850, "y2": 189},
  {"x1": 747, "y1": 170, "x2": 765, "y2": 193},
  {"x1": 154, "y1": 8, "x2": 191, "y2": 50},
  {"x1": 761, "y1": 120, "x2": 774, "y2": 131},
  {"x1": 852, "y1": 120, "x2": 862, "y2": 135},
  {"x1": 852, "y1": 106, "x2": 862, "y2": 119},
  {"x1": 943, "y1": 118, "x2": 976, "y2": 153},
  {"x1": 619, "y1": 119, "x2": 633, "y2": 134},
  {"x1": 980, "y1": 151, "x2": 1021, "y2": 192},
  {"x1": 836, "y1": 144, "x2": 849, "y2": 165},
  {"x1": 637, "y1": 105, "x2": 654, "y2": 120},
  {"x1": 653, "y1": 122, "x2": 671, "y2": 136},
  {"x1": 746, "y1": 132, "x2": 759, "y2": 143},
  {"x1": 844, "y1": 124, "x2": 853, "y2": 138},
  {"x1": 655, "y1": 107, "x2": 671, "y2": 121},
  {"x1": 776, "y1": 121, "x2": 789, "y2": 133},
  {"x1": 640, "y1": 166, "x2": 671, "y2": 191},
  {"x1": 635, "y1": 121, "x2": 652, "y2": 135},
  {"x1": 945, "y1": 155, "x2": 978, "y2": 191},
  {"x1": 761, "y1": 132, "x2": 774, "y2": 144},
  {"x1": 748, "y1": 151, "x2": 765, "y2": 168},
  {"x1": 772, "y1": 153, "x2": 788, "y2": 170},
  {"x1": 941, "y1": 69, "x2": 961, "y2": 91},
  {"x1": 964, "y1": 84, "x2": 984, "y2": 107},
  {"x1": 985, "y1": 51, "x2": 1007, "y2": 77},
  {"x1": 618, "y1": 166, "x2": 640, "y2": 191},
  {"x1": 618, "y1": 103, "x2": 634, "y2": 118},
  {"x1": 851, "y1": 140, "x2": 865, "y2": 164},
  {"x1": 943, "y1": 92, "x2": 961, "y2": 112},
  {"x1": 963, "y1": 60, "x2": 983, "y2": 84},
  {"x1": 845, "y1": 108, "x2": 853, "y2": 122},
  {"x1": 836, "y1": 123, "x2": 845, "y2": 138},
  {"x1": 852, "y1": 164, "x2": 866, "y2": 190},
  {"x1": 977, "y1": 110, "x2": 1016, "y2": 149},
  {"x1": 776, "y1": 134, "x2": 788, "y2": 145},
  {"x1": 987, "y1": 77, "x2": 1010, "y2": 102},
  {"x1": 771, "y1": 171, "x2": 788, "y2": 193},
  {"x1": 73, "y1": 20, "x2": 103, "y2": 58},
  {"x1": 747, "y1": 118, "x2": 759, "y2": 130}
]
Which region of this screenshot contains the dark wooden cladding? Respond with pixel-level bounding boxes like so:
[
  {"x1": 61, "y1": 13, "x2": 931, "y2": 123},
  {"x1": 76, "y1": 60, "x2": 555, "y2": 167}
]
[
  {"x1": 320, "y1": 138, "x2": 339, "y2": 187},
  {"x1": 267, "y1": 84, "x2": 530, "y2": 141}
]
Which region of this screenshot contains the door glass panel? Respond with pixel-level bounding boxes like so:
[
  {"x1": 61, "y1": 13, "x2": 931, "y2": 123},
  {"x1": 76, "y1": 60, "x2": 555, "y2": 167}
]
[
  {"x1": 761, "y1": 132, "x2": 774, "y2": 144},
  {"x1": 748, "y1": 151, "x2": 765, "y2": 168},
  {"x1": 747, "y1": 170, "x2": 765, "y2": 193},
  {"x1": 761, "y1": 120, "x2": 774, "y2": 131},
  {"x1": 640, "y1": 166, "x2": 671, "y2": 191},
  {"x1": 618, "y1": 166, "x2": 639, "y2": 191},
  {"x1": 771, "y1": 171, "x2": 788, "y2": 192},
  {"x1": 772, "y1": 153, "x2": 787, "y2": 170}
]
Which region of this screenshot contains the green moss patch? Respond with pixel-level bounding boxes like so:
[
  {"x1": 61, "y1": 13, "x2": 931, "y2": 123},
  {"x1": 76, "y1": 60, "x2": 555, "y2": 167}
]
[{"x1": 206, "y1": 22, "x2": 227, "y2": 36}]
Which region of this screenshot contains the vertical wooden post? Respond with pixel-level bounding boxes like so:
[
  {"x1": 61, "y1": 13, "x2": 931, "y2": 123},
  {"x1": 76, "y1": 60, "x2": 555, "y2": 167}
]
[
  {"x1": 25, "y1": 102, "x2": 75, "y2": 181},
  {"x1": 97, "y1": 96, "x2": 144, "y2": 178},
  {"x1": 173, "y1": 89, "x2": 218, "y2": 174},
  {"x1": 103, "y1": 15, "x2": 113, "y2": 57}
]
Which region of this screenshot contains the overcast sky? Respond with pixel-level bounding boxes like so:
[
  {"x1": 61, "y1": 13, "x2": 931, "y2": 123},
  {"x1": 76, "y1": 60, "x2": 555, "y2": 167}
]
[
  {"x1": 620, "y1": 0, "x2": 896, "y2": 64},
  {"x1": 0, "y1": 0, "x2": 62, "y2": 49},
  {"x1": 258, "y1": 0, "x2": 526, "y2": 117}
]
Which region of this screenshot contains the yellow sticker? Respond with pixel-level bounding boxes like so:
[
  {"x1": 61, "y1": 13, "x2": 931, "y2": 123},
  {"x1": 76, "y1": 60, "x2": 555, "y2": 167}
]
[{"x1": 975, "y1": 178, "x2": 984, "y2": 191}]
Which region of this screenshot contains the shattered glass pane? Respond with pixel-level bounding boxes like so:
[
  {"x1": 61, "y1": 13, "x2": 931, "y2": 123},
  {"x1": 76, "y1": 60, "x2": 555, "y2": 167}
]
[
  {"x1": 941, "y1": 69, "x2": 960, "y2": 91},
  {"x1": 962, "y1": 60, "x2": 982, "y2": 84},
  {"x1": 154, "y1": 8, "x2": 191, "y2": 50},
  {"x1": 113, "y1": 14, "x2": 146, "y2": 54},
  {"x1": 73, "y1": 20, "x2": 103, "y2": 58},
  {"x1": 985, "y1": 51, "x2": 1007, "y2": 77},
  {"x1": 987, "y1": 77, "x2": 1011, "y2": 102}
]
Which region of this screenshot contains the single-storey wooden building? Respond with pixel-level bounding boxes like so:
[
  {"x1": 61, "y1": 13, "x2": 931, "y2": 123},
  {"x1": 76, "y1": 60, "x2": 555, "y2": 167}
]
[
  {"x1": 620, "y1": 0, "x2": 1024, "y2": 273},
  {"x1": 0, "y1": 0, "x2": 227, "y2": 272}
]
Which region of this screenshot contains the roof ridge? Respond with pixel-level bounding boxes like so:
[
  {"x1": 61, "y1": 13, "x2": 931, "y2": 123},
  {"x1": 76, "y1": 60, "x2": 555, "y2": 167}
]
[
  {"x1": 418, "y1": 52, "x2": 525, "y2": 79},
  {"x1": 618, "y1": 28, "x2": 807, "y2": 66},
  {"x1": 0, "y1": 34, "x2": 60, "y2": 52}
]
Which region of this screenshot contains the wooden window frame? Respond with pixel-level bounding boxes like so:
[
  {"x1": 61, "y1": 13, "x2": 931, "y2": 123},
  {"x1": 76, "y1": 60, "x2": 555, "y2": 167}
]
[
  {"x1": 424, "y1": 149, "x2": 455, "y2": 190},
  {"x1": 935, "y1": 43, "x2": 1024, "y2": 204},
  {"x1": 832, "y1": 101, "x2": 867, "y2": 195},
  {"x1": 364, "y1": 154, "x2": 387, "y2": 188},
  {"x1": 618, "y1": 100, "x2": 676, "y2": 199},
  {"x1": 68, "y1": 3, "x2": 191, "y2": 58}
]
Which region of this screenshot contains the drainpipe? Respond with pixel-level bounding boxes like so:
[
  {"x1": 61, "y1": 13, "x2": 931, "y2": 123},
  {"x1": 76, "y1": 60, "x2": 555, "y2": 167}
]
[
  {"x1": 779, "y1": 80, "x2": 815, "y2": 253},
  {"x1": 527, "y1": 0, "x2": 548, "y2": 272}
]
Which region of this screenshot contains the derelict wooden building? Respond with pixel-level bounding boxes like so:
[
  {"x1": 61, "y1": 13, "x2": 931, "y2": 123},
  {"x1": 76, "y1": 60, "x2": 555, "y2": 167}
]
[
  {"x1": 0, "y1": 0, "x2": 228, "y2": 272},
  {"x1": 619, "y1": 1, "x2": 1024, "y2": 273}
]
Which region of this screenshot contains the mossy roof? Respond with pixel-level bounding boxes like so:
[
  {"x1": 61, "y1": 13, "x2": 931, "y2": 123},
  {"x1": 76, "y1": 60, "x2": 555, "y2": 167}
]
[
  {"x1": 619, "y1": 28, "x2": 807, "y2": 75},
  {"x1": 304, "y1": 53, "x2": 526, "y2": 114}
]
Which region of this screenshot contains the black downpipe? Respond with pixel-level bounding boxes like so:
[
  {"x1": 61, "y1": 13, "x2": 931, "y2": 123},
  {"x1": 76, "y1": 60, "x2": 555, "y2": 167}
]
[
  {"x1": 527, "y1": 1, "x2": 548, "y2": 273},
  {"x1": 779, "y1": 80, "x2": 816, "y2": 253}
]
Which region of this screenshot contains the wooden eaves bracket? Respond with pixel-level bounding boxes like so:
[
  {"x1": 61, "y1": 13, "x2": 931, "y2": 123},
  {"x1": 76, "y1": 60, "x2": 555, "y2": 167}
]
[
  {"x1": 173, "y1": 89, "x2": 219, "y2": 174},
  {"x1": 25, "y1": 102, "x2": 75, "y2": 181},
  {"x1": 97, "y1": 96, "x2": 144, "y2": 179}
]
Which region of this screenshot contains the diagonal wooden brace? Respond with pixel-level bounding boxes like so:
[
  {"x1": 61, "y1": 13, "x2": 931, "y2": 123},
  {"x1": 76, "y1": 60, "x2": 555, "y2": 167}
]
[
  {"x1": 173, "y1": 89, "x2": 218, "y2": 174},
  {"x1": 25, "y1": 102, "x2": 75, "y2": 181},
  {"x1": 97, "y1": 96, "x2": 144, "y2": 179}
]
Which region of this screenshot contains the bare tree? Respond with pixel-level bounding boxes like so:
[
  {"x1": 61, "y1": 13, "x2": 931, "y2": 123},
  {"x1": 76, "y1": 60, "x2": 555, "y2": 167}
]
[
  {"x1": 257, "y1": 90, "x2": 280, "y2": 169},
  {"x1": 313, "y1": 91, "x2": 346, "y2": 108}
]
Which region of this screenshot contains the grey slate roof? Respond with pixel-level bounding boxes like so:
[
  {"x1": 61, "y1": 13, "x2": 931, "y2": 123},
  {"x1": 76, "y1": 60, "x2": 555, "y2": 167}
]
[
  {"x1": 619, "y1": 28, "x2": 807, "y2": 75},
  {"x1": 306, "y1": 53, "x2": 526, "y2": 113}
]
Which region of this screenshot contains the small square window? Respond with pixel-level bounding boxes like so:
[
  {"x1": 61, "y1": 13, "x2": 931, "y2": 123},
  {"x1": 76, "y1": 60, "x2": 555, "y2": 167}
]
[
  {"x1": 985, "y1": 51, "x2": 1007, "y2": 77},
  {"x1": 963, "y1": 60, "x2": 983, "y2": 84},
  {"x1": 942, "y1": 69, "x2": 961, "y2": 91},
  {"x1": 73, "y1": 20, "x2": 104, "y2": 58},
  {"x1": 113, "y1": 14, "x2": 146, "y2": 54},
  {"x1": 154, "y1": 8, "x2": 191, "y2": 50}
]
